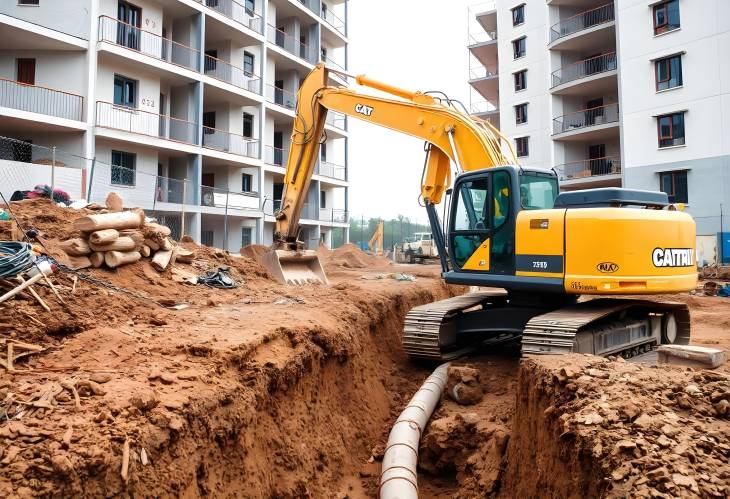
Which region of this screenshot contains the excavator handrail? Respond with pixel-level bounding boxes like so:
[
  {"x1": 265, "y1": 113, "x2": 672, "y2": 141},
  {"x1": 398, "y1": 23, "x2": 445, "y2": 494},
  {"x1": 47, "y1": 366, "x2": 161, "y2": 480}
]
[{"x1": 275, "y1": 63, "x2": 518, "y2": 247}]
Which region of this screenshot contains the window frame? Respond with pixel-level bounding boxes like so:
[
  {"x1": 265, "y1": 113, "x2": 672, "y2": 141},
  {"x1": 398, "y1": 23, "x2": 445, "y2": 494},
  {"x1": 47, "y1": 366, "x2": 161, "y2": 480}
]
[
  {"x1": 654, "y1": 54, "x2": 682, "y2": 91},
  {"x1": 659, "y1": 170, "x2": 688, "y2": 204},
  {"x1": 515, "y1": 103, "x2": 528, "y2": 125},
  {"x1": 18, "y1": 0, "x2": 40, "y2": 5},
  {"x1": 511, "y1": 4, "x2": 525, "y2": 27},
  {"x1": 242, "y1": 112, "x2": 254, "y2": 138},
  {"x1": 320, "y1": 190, "x2": 327, "y2": 209},
  {"x1": 656, "y1": 112, "x2": 685, "y2": 148},
  {"x1": 515, "y1": 136, "x2": 529, "y2": 157},
  {"x1": 242, "y1": 173, "x2": 253, "y2": 192},
  {"x1": 512, "y1": 36, "x2": 526, "y2": 59},
  {"x1": 242, "y1": 227, "x2": 253, "y2": 247},
  {"x1": 243, "y1": 51, "x2": 255, "y2": 77},
  {"x1": 514, "y1": 69, "x2": 527, "y2": 91},
  {"x1": 113, "y1": 74, "x2": 137, "y2": 108},
  {"x1": 111, "y1": 150, "x2": 136, "y2": 187},
  {"x1": 244, "y1": 0, "x2": 255, "y2": 16},
  {"x1": 653, "y1": 0, "x2": 680, "y2": 35}
]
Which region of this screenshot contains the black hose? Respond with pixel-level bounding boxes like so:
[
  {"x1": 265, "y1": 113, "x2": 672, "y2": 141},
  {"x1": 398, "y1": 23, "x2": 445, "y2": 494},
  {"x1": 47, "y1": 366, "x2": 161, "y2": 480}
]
[{"x1": 0, "y1": 241, "x2": 34, "y2": 278}]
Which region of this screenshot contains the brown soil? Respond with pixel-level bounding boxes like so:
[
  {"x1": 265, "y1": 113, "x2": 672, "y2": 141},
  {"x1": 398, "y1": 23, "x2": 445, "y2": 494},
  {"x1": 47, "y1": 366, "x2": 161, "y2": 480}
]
[{"x1": 1, "y1": 199, "x2": 729, "y2": 498}]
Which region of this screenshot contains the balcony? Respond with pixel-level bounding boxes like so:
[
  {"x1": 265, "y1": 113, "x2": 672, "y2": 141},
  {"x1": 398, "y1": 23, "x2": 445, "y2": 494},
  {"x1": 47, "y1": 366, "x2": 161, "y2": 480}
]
[
  {"x1": 470, "y1": 101, "x2": 500, "y2": 127},
  {"x1": 0, "y1": 78, "x2": 83, "y2": 122},
  {"x1": 468, "y1": 31, "x2": 498, "y2": 68},
  {"x1": 552, "y1": 102, "x2": 619, "y2": 140},
  {"x1": 197, "y1": 0, "x2": 263, "y2": 34},
  {"x1": 266, "y1": 24, "x2": 316, "y2": 64},
  {"x1": 318, "y1": 161, "x2": 346, "y2": 180},
  {"x1": 302, "y1": 203, "x2": 347, "y2": 223},
  {"x1": 204, "y1": 54, "x2": 261, "y2": 94},
  {"x1": 200, "y1": 185, "x2": 259, "y2": 211},
  {"x1": 557, "y1": 156, "x2": 622, "y2": 190},
  {"x1": 96, "y1": 101, "x2": 198, "y2": 145},
  {"x1": 202, "y1": 127, "x2": 259, "y2": 159},
  {"x1": 551, "y1": 52, "x2": 617, "y2": 92},
  {"x1": 325, "y1": 111, "x2": 346, "y2": 131},
  {"x1": 98, "y1": 16, "x2": 200, "y2": 72},
  {"x1": 469, "y1": 66, "x2": 499, "y2": 103},
  {"x1": 550, "y1": 3, "x2": 614, "y2": 43},
  {"x1": 265, "y1": 84, "x2": 297, "y2": 110},
  {"x1": 264, "y1": 145, "x2": 288, "y2": 166},
  {"x1": 321, "y1": 6, "x2": 346, "y2": 37}
]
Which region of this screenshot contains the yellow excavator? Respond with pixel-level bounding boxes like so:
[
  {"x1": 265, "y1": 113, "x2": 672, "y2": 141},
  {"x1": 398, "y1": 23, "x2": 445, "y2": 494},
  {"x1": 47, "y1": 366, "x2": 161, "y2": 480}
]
[
  {"x1": 368, "y1": 220, "x2": 384, "y2": 256},
  {"x1": 263, "y1": 63, "x2": 697, "y2": 360}
]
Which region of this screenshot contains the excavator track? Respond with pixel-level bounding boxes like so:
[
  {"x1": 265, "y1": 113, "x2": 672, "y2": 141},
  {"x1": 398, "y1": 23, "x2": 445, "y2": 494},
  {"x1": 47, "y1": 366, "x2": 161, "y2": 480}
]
[
  {"x1": 402, "y1": 291, "x2": 508, "y2": 360},
  {"x1": 521, "y1": 299, "x2": 690, "y2": 357}
]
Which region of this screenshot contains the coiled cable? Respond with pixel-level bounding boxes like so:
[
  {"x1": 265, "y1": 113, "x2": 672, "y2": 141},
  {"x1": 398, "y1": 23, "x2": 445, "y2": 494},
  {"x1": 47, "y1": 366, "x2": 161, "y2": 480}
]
[{"x1": 0, "y1": 241, "x2": 34, "y2": 278}]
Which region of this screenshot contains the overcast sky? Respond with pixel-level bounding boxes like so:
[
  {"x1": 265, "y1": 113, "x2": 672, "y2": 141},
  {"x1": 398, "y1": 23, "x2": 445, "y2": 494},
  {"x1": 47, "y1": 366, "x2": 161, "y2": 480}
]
[{"x1": 345, "y1": 0, "x2": 477, "y2": 222}]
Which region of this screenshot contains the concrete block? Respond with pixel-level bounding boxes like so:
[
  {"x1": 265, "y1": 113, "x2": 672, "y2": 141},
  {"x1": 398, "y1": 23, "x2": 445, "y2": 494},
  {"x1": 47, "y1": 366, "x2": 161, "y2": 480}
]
[{"x1": 657, "y1": 345, "x2": 726, "y2": 369}]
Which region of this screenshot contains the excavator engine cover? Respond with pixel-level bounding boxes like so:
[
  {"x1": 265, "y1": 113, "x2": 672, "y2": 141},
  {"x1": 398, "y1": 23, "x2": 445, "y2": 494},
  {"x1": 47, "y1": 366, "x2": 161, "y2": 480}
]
[{"x1": 261, "y1": 249, "x2": 329, "y2": 285}]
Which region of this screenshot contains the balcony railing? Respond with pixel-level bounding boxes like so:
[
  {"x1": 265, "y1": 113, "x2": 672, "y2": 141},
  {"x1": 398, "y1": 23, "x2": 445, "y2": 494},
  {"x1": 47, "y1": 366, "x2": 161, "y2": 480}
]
[
  {"x1": 204, "y1": 54, "x2": 261, "y2": 94},
  {"x1": 302, "y1": 204, "x2": 348, "y2": 223},
  {"x1": 322, "y1": 55, "x2": 346, "y2": 72},
  {"x1": 198, "y1": 0, "x2": 263, "y2": 34},
  {"x1": 202, "y1": 127, "x2": 259, "y2": 158},
  {"x1": 0, "y1": 78, "x2": 83, "y2": 121},
  {"x1": 318, "y1": 161, "x2": 346, "y2": 180},
  {"x1": 201, "y1": 185, "x2": 259, "y2": 211},
  {"x1": 321, "y1": 7, "x2": 346, "y2": 36},
  {"x1": 264, "y1": 145, "x2": 288, "y2": 166},
  {"x1": 551, "y1": 52, "x2": 617, "y2": 88},
  {"x1": 558, "y1": 156, "x2": 621, "y2": 181},
  {"x1": 297, "y1": 0, "x2": 317, "y2": 14},
  {"x1": 325, "y1": 111, "x2": 346, "y2": 130},
  {"x1": 550, "y1": 3, "x2": 615, "y2": 43},
  {"x1": 468, "y1": 31, "x2": 498, "y2": 45},
  {"x1": 469, "y1": 66, "x2": 499, "y2": 80},
  {"x1": 98, "y1": 16, "x2": 200, "y2": 71},
  {"x1": 96, "y1": 101, "x2": 198, "y2": 145},
  {"x1": 266, "y1": 24, "x2": 317, "y2": 64},
  {"x1": 553, "y1": 103, "x2": 619, "y2": 135},
  {"x1": 265, "y1": 84, "x2": 297, "y2": 109}
]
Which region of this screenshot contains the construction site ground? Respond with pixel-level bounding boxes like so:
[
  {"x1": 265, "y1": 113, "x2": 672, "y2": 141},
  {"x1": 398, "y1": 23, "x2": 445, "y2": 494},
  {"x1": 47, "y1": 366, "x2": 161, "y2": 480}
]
[{"x1": 1, "y1": 199, "x2": 729, "y2": 498}]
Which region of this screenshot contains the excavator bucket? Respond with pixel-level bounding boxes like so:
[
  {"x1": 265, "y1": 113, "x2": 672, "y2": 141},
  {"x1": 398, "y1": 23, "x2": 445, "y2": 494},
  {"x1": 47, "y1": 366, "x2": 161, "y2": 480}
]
[{"x1": 261, "y1": 249, "x2": 329, "y2": 285}]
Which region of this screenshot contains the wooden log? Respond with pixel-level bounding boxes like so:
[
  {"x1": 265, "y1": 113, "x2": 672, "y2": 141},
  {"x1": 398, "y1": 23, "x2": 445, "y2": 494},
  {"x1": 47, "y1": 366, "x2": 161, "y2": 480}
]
[
  {"x1": 144, "y1": 238, "x2": 160, "y2": 251},
  {"x1": 140, "y1": 245, "x2": 151, "y2": 258},
  {"x1": 175, "y1": 247, "x2": 194, "y2": 264},
  {"x1": 159, "y1": 237, "x2": 173, "y2": 251},
  {"x1": 151, "y1": 250, "x2": 173, "y2": 272},
  {"x1": 73, "y1": 211, "x2": 143, "y2": 232},
  {"x1": 89, "y1": 236, "x2": 136, "y2": 252},
  {"x1": 105, "y1": 192, "x2": 124, "y2": 212},
  {"x1": 66, "y1": 255, "x2": 92, "y2": 270},
  {"x1": 118, "y1": 230, "x2": 144, "y2": 246},
  {"x1": 90, "y1": 252, "x2": 105, "y2": 268},
  {"x1": 104, "y1": 251, "x2": 141, "y2": 269},
  {"x1": 89, "y1": 229, "x2": 119, "y2": 245},
  {"x1": 143, "y1": 223, "x2": 172, "y2": 238},
  {"x1": 58, "y1": 238, "x2": 91, "y2": 256}
]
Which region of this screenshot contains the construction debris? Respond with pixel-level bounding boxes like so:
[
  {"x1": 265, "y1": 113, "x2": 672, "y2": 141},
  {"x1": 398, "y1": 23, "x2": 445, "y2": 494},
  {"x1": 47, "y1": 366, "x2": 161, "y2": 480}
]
[{"x1": 657, "y1": 344, "x2": 727, "y2": 369}]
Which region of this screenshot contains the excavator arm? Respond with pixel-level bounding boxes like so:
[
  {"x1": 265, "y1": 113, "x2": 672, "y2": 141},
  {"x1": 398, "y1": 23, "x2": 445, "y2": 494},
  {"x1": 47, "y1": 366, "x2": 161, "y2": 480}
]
[
  {"x1": 274, "y1": 63, "x2": 516, "y2": 247},
  {"x1": 263, "y1": 63, "x2": 516, "y2": 284}
]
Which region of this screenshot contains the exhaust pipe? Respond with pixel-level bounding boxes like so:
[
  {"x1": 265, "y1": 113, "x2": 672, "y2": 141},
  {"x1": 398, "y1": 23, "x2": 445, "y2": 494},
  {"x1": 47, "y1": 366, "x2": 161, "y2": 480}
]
[{"x1": 379, "y1": 363, "x2": 450, "y2": 499}]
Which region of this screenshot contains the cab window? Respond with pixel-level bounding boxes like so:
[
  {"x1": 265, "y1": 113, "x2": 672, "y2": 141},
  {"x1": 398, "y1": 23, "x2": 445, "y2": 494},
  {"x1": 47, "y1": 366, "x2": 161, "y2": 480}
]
[
  {"x1": 452, "y1": 178, "x2": 489, "y2": 267},
  {"x1": 520, "y1": 174, "x2": 558, "y2": 210}
]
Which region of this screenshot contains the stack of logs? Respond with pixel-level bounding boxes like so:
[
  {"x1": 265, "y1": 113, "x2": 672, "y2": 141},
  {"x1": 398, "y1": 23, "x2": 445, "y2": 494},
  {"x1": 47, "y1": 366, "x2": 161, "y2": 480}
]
[{"x1": 59, "y1": 209, "x2": 193, "y2": 271}]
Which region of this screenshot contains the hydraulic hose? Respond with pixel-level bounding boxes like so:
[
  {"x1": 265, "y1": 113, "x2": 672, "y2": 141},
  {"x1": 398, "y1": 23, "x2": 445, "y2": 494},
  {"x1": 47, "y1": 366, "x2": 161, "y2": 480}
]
[
  {"x1": 379, "y1": 363, "x2": 450, "y2": 499},
  {"x1": 0, "y1": 241, "x2": 34, "y2": 278}
]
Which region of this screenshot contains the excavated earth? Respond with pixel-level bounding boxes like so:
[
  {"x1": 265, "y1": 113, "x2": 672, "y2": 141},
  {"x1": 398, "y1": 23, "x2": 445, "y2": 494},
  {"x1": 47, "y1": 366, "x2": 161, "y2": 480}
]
[{"x1": 1, "y1": 199, "x2": 729, "y2": 498}]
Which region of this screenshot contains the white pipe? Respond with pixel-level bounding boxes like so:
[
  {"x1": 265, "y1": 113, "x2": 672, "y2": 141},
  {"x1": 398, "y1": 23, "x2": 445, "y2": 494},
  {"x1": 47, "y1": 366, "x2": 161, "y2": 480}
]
[{"x1": 379, "y1": 362, "x2": 450, "y2": 499}]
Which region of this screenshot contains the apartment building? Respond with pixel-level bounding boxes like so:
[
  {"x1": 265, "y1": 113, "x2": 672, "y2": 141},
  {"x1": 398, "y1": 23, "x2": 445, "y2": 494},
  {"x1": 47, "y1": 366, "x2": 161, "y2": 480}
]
[
  {"x1": 469, "y1": 0, "x2": 730, "y2": 258},
  {"x1": 0, "y1": 0, "x2": 349, "y2": 251}
]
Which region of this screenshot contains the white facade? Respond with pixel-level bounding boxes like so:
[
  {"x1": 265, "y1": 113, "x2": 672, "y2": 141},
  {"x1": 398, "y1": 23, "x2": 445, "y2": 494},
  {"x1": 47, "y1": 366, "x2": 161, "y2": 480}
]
[
  {"x1": 469, "y1": 0, "x2": 730, "y2": 254},
  {"x1": 0, "y1": 0, "x2": 350, "y2": 251}
]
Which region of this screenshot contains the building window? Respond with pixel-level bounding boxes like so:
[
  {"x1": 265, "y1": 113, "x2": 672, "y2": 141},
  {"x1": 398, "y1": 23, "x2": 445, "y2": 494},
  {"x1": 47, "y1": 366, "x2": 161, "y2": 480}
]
[
  {"x1": 657, "y1": 112, "x2": 685, "y2": 148},
  {"x1": 203, "y1": 111, "x2": 215, "y2": 134},
  {"x1": 111, "y1": 150, "x2": 136, "y2": 186},
  {"x1": 659, "y1": 170, "x2": 688, "y2": 203},
  {"x1": 243, "y1": 51, "x2": 255, "y2": 76},
  {"x1": 653, "y1": 0, "x2": 680, "y2": 35},
  {"x1": 244, "y1": 0, "x2": 255, "y2": 15},
  {"x1": 16, "y1": 58, "x2": 35, "y2": 85},
  {"x1": 320, "y1": 142, "x2": 327, "y2": 162},
  {"x1": 655, "y1": 54, "x2": 682, "y2": 91},
  {"x1": 512, "y1": 4, "x2": 525, "y2": 26},
  {"x1": 242, "y1": 173, "x2": 252, "y2": 192},
  {"x1": 201, "y1": 230, "x2": 214, "y2": 247},
  {"x1": 321, "y1": 46, "x2": 328, "y2": 62},
  {"x1": 113, "y1": 75, "x2": 137, "y2": 108},
  {"x1": 320, "y1": 190, "x2": 326, "y2": 209},
  {"x1": 243, "y1": 112, "x2": 254, "y2": 138},
  {"x1": 515, "y1": 136, "x2": 529, "y2": 157},
  {"x1": 241, "y1": 227, "x2": 253, "y2": 247},
  {"x1": 514, "y1": 70, "x2": 526, "y2": 91},
  {"x1": 18, "y1": 0, "x2": 40, "y2": 5},
  {"x1": 515, "y1": 103, "x2": 528, "y2": 124},
  {"x1": 512, "y1": 37, "x2": 526, "y2": 59}
]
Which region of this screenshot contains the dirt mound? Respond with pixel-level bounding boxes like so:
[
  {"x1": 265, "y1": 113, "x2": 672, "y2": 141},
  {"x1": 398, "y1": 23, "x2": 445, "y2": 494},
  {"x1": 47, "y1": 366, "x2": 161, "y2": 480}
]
[
  {"x1": 323, "y1": 243, "x2": 391, "y2": 270},
  {"x1": 240, "y1": 243, "x2": 269, "y2": 263},
  {"x1": 0, "y1": 198, "x2": 273, "y2": 347}
]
